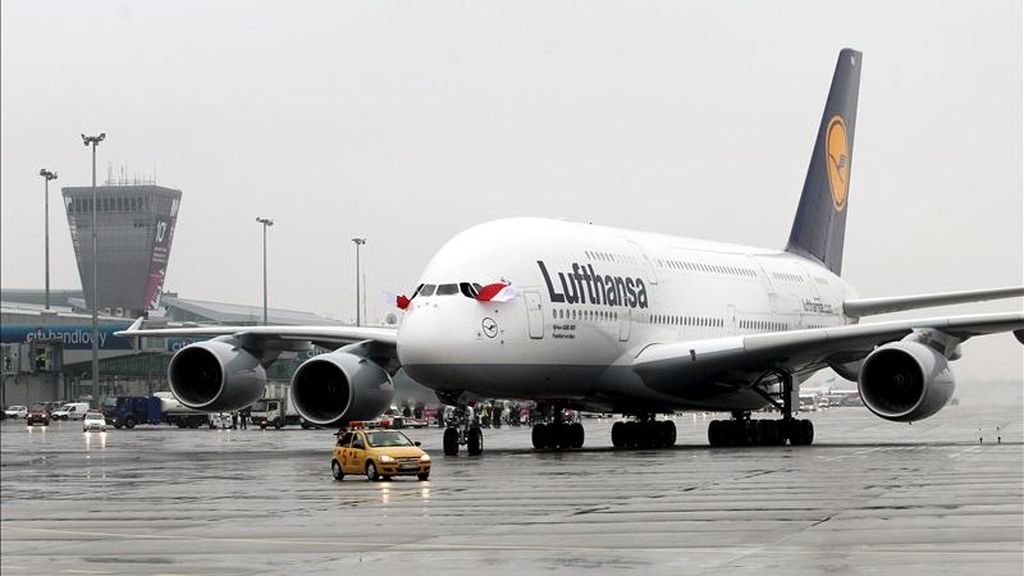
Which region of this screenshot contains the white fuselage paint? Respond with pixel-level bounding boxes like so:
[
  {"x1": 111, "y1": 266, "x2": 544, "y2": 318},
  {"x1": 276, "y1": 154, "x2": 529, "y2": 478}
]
[{"x1": 398, "y1": 218, "x2": 856, "y2": 413}]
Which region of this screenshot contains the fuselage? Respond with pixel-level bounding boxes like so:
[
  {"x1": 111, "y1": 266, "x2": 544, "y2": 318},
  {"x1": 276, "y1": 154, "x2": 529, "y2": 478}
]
[{"x1": 398, "y1": 218, "x2": 857, "y2": 413}]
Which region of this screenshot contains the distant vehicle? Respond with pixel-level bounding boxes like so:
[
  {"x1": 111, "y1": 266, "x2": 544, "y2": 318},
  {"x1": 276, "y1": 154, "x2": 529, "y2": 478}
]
[
  {"x1": 82, "y1": 412, "x2": 107, "y2": 432},
  {"x1": 52, "y1": 402, "x2": 90, "y2": 420},
  {"x1": 331, "y1": 426, "x2": 430, "y2": 482},
  {"x1": 5, "y1": 405, "x2": 28, "y2": 419},
  {"x1": 208, "y1": 413, "x2": 235, "y2": 429},
  {"x1": 103, "y1": 395, "x2": 208, "y2": 429},
  {"x1": 250, "y1": 397, "x2": 305, "y2": 429},
  {"x1": 26, "y1": 405, "x2": 50, "y2": 426}
]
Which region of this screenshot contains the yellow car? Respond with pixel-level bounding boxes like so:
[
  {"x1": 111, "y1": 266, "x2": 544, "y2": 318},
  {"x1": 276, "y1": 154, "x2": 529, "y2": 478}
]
[{"x1": 331, "y1": 428, "x2": 431, "y2": 481}]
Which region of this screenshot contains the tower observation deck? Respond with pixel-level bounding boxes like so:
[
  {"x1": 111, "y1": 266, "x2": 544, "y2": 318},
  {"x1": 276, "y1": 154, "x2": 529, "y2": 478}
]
[{"x1": 62, "y1": 181, "x2": 181, "y2": 317}]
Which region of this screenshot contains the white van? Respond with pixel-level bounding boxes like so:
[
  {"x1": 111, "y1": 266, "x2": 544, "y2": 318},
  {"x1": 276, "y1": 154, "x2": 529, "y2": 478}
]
[{"x1": 53, "y1": 402, "x2": 90, "y2": 420}]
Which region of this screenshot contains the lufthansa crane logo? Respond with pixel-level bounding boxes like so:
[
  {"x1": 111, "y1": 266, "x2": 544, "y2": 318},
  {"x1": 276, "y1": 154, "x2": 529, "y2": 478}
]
[
  {"x1": 481, "y1": 317, "x2": 498, "y2": 338},
  {"x1": 825, "y1": 115, "x2": 850, "y2": 211}
]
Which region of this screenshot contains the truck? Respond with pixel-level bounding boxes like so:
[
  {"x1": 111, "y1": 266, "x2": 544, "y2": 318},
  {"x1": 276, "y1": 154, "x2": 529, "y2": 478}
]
[
  {"x1": 103, "y1": 392, "x2": 208, "y2": 429},
  {"x1": 249, "y1": 382, "x2": 312, "y2": 429},
  {"x1": 249, "y1": 396, "x2": 307, "y2": 429}
]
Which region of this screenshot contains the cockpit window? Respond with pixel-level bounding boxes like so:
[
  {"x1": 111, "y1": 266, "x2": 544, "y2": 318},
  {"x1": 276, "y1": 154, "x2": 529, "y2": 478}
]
[
  {"x1": 459, "y1": 283, "x2": 479, "y2": 298},
  {"x1": 419, "y1": 284, "x2": 436, "y2": 297},
  {"x1": 436, "y1": 283, "x2": 459, "y2": 296}
]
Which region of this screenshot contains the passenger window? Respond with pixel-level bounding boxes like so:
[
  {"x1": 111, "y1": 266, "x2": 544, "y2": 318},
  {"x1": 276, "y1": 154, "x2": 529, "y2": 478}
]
[
  {"x1": 419, "y1": 284, "x2": 436, "y2": 297},
  {"x1": 352, "y1": 435, "x2": 365, "y2": 450},
  {"x1": 337, "y1": 432, "x2": 353, "y2": 447},
  {"x1": 436, "y1": 284, "x2": 458, "y2": 296}
]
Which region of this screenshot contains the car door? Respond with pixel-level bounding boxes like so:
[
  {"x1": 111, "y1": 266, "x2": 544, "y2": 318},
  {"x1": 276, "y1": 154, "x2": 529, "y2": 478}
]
[{"x1": 346, "y1": 433, "x2": 367, "y2": 474}]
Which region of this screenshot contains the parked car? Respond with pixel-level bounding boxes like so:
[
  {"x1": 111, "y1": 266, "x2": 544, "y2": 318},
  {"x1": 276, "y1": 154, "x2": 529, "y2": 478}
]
[
  {"x1": 52, "y1": 402, "x2": 90, "y2": 420},
  {"x1": 26, "y1": 405, "x2": 50, "y2": 426},
  {"x1": 82, "y1": 412, "x2": 107, "y2": 432},
  {"x1": 5, "y1": 405, "x2": 28, "y2": 419}
]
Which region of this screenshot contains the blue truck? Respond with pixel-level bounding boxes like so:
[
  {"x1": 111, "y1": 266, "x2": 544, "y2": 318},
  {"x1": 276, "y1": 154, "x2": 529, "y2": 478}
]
[{"x1": 103, "y1": 394, "x2": 208, "y2": 429}]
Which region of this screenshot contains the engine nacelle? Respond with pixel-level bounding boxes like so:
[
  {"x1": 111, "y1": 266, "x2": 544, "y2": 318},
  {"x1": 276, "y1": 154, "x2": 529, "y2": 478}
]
[
  {"x1": 291, "y1": 350, "x2": 394, "y2": 427},
  {"x1": 167, "y1": 337, "x2": 267, "y2": 412},
  {"x1": 858, "y1": 341, "x2": 955, "y2": 422}
]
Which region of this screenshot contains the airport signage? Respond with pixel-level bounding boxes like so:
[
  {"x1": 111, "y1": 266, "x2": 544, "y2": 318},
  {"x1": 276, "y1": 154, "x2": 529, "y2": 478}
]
[{"x1": 1, "y1": 324, "x2": 132, "y2": 350}]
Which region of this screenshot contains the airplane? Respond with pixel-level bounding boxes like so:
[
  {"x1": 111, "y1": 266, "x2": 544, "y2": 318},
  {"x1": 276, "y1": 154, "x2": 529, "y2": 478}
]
[{"x1": 118, "y1": 48, "x2": 1023, "y2": 456}]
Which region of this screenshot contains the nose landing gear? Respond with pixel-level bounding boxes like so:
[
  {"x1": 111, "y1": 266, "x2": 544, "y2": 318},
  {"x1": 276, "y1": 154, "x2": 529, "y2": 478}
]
[{"x1": 441, "y1": 403, "x2": 484, "y2": 456}]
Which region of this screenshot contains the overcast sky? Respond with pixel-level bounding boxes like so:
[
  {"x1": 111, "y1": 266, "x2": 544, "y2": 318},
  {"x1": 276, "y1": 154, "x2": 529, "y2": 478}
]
[{"x1": 2, "y1": 1, "x2": 1021, "y2": 381}]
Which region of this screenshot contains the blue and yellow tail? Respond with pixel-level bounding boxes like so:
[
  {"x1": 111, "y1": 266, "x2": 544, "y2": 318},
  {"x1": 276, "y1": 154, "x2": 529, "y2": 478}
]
[{"x1": 786, "y1": 48, "x2": 862, "y2": 276}]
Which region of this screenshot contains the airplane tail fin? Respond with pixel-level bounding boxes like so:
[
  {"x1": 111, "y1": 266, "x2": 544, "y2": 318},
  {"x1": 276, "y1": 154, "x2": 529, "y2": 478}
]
[{"x1": 786, "y1": 48, "x2": 862, "y2": 276}]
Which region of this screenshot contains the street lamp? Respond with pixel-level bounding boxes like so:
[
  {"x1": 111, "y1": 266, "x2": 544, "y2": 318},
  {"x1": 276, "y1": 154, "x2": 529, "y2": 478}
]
[
  {"x1": 351, "y1": 237, "x2": 366, "y2": 326},
  {"x1": 81, "y1": 132, "x2": 105, "y2": 403},
  {"x1": 256, "y1": 217, "x2": 274, "y2": 325},
  {"x1": 38, "y1": 168, "x2": 58, "y2": 310}
]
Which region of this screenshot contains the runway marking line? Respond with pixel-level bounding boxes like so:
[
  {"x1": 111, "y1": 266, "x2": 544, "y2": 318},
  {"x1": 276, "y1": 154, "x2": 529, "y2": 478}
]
[{"x1": 4, "y1": 526, "x2": 1020, "y2": 557}]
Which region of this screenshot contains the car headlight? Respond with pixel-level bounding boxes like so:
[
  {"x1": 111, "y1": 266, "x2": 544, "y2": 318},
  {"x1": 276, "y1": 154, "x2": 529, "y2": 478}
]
[
  {"x1": 419, "y1": 453, "x2": 431, "y2": 462},
  {"x1": 379, "y1": 454, "x2": 395, "y2": 463}
]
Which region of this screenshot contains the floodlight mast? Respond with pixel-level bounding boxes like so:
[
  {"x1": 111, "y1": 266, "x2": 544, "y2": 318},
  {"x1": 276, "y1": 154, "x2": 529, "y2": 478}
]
[{"x1": 81, "y1": 132, "x2": 105, "y2": 402}]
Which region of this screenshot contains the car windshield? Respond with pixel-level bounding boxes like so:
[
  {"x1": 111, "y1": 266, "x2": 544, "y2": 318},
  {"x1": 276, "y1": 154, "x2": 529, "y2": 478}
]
[
  {"x1": 365, "y1": 431, "x2": 414, "y2": 447},
  {"x1": 85, "y1": 413, "x2": 103, "y2": 420},
  {"x1": 250, "y1": 400, "x2": 268, "y2": 412}
]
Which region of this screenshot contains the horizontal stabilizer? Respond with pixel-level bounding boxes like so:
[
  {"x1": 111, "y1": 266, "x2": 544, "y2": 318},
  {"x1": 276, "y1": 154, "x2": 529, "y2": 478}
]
[{"x1": 844, "y1": 286, "x2": 1024, "y2": 318}]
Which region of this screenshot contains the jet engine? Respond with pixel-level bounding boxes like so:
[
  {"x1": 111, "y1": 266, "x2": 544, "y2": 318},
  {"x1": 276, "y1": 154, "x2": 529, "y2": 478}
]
[
  {"x1": 167, "y1": 337, "x2": 267, "y2": 412},
  {"x1": 857, "y1": 340, "x2": 955, "y2": 422},
  {"x1": 291, "y1": 350, "x2": 394, "y2": 427}
]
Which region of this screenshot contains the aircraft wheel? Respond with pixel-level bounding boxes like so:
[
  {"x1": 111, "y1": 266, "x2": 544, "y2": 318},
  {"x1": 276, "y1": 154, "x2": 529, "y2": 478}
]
[
  {"x1": 467, "y1": 427, "x2": 483, "y2": 455},
  {"x1": 569, "y1": 422, "x2": 585, "y2": 449},
  {"x1": 531, "y1": 423, "x2": 548, "y2": 449},
  {"x1": 331, "y1": 459, "x2": 344, "y2": 481},
  {"x1": 443, "y1": 427, "x2": 460, "y2": 456},
  {"x1": 661, "y1": 420, "x2": 677, "y2": 447},
  {"x1": 789, "y1": 419, "x2": 814, "y2": 446},
  {"x1": 611, "y1": 421, "x2": 626, "y2": 449}
]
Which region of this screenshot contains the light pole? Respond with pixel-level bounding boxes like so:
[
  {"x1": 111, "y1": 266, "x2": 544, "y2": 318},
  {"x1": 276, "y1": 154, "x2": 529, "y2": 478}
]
[
  {"x1": 39, "y1": 169, "x2": 58, "y2": 310},
  {"x1": 351, "y1": 237, "x2": 366, "y2": 326},
  {"x1": 82, "y1": 132, "x2": 105, "y2": 402},
  {"x1": 256, "y1": 217, "x2": 274, "y2": 325}
]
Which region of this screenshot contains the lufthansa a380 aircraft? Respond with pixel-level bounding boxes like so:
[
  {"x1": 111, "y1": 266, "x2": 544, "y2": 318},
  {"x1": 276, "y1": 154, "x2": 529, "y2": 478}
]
[{"x1": 119, "y1": 49, "x2": 1023, "y2": 455}]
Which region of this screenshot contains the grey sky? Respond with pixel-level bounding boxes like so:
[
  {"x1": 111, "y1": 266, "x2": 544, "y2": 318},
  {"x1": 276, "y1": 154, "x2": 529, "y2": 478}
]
[{"x1": 2, "y1": 1, "x2": 1021, "y2": 380}]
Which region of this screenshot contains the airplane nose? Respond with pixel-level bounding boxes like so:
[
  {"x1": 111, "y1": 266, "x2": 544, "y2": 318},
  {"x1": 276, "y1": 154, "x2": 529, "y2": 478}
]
[{"x1": 396, "y1": 304, "x2": 440, "y2": 368}]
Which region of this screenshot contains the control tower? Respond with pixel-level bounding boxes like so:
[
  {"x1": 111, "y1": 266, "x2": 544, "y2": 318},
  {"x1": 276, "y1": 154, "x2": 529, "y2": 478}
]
[{"x1": 62, "y1": 180, "x2": 181, "y2": 317}]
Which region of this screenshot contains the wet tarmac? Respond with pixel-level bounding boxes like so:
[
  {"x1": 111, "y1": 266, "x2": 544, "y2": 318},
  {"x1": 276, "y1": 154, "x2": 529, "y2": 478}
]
[{"x1": 2, "y1": 401, "x2": 1021, "y2": 575}]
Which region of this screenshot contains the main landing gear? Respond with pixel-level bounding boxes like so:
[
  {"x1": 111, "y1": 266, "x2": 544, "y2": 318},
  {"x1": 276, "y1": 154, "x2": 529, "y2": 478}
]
[
  {"x1": 531, "y1": 404, "x2": 585, "y2": 450},
  {"x1": 611, "y1": 415, "x2": 677, "y2": 449},
  {"x1": 707, "y1": 371, "x2": 814, "y2": 447},
  {"x1": 441, "y1": 404, "x2": 483, "y2": 456}
]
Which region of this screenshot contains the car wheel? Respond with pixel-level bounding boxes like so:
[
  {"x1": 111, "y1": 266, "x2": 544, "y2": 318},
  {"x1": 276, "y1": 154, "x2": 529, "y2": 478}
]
[
  {"x1": 417, "y1": 472, "x2": 430, "y2": 481},
  {"x1": 124, "y1": 417, "x2": 137, "y2": 429},
  {"x1": 365, "y1": 460, "x2": 380, "y2": 481},
  {"x1": 331, "y1": 459, "x2": 345, "y2": 481}
]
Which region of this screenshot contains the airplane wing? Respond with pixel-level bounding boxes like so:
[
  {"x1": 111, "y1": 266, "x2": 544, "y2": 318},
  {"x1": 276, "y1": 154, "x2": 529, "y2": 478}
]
[
  {"x1": 632, "y1": 311, "x2": 1024, "y2": 390},
  {"x1": 843, "y1": 286, "x2": 1024, "y2": 318},
  {"x1": 115, "y1": 322, "x2": 398, "y2": 351}
]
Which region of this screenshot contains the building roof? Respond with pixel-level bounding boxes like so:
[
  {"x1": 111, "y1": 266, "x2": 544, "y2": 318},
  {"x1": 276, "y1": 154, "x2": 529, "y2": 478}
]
[{"x1": 159, "y1": 295, "x2": 343, "y2": 326}]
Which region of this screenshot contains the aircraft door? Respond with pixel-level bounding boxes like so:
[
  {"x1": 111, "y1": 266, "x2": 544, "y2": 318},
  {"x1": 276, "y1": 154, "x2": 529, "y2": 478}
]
[
  {"x1": 524, "y1": 291, "x2": 544, "y2": 339},
  {"x1": 618, "y1": 309, "x2": 632, "y2": 342}
]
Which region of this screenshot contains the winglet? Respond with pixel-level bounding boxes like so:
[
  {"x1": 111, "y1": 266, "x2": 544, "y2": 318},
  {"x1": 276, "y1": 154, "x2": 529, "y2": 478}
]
[{"x1": 121, "y1": 316, "x2": 145, "y2": 351}]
